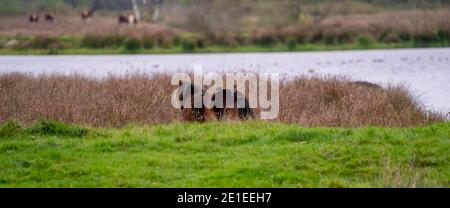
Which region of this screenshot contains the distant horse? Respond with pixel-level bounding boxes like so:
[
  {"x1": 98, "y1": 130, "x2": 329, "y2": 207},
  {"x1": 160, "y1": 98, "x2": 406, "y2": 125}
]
[
  {"x1": 29, "y1": 13, "x2": 39, "y2": 23},
  {"x1": 81, "y1": 10, "x2": 94, "y2": 22},
  {"x1": 128, "y1": 14, "x2": 138, "y2": 24},
  {"x1": 45, "y1": 12, "x2": 55, "y2": 22},
  {"x1": 118, "y1": 15, "x2": 129, "y2": 24},
  {"x1": 118, "y1": 14, "x2": 138, "y2": 24}
]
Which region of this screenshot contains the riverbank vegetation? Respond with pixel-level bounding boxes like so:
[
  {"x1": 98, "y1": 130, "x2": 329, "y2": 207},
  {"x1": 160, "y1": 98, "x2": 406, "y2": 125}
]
[
  {"x1": 1, "y1": 1, "x2": 449, "y2": 54},
  {"x1": 0, "y1": 73, "x2": 443, "y2": 128}
]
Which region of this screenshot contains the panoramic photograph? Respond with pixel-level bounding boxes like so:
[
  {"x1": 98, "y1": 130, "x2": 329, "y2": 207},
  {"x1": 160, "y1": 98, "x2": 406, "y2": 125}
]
[{"x1": 0, "y1": 0, "x2": 449, "y2": 192}]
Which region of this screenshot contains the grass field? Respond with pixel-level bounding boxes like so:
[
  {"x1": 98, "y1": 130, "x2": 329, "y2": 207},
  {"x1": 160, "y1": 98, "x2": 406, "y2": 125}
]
[{"x1": 0, "y1": 120, "x2": 448, "y2": 188}]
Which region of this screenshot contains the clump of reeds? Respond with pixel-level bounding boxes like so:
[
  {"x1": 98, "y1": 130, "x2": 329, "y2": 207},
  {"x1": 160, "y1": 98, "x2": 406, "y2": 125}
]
[
  {"x1": 0, "y1": 73, "x2": 177, "y2": 128},
  {"x1": 0, "y1": 73, "x2": 443, "y2": 128},
  {"x1": 278, "y1": 76, "x2": 443, "y2": 127}
]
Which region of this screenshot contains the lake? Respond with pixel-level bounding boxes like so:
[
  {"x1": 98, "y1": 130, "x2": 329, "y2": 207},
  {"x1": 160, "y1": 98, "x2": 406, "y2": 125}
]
[{"x1": 1, "y1": 48, "x2": 449, "y2": 113}]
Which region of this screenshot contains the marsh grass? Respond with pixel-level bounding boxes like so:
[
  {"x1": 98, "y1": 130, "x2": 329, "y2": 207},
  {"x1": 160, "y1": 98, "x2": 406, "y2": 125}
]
[{"x1": 0, "y1": 73, "x2": 443, "y2": 128}]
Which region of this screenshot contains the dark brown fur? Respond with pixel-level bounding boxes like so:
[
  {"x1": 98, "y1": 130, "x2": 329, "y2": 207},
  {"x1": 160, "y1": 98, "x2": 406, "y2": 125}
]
[
  {"x1": 29, "y1": 14, "x2": 39, "y2": 23},
  {"x1": 81, "y1": 10, "x2": 94, "y2": 21},
  {"x1": 178, "y1": 81, "x2": 254, "y2": 122},
  {"x1": 45, "y1": 12, "x2": 55, "y2": 22},
  {"x1": 178, "y1": 82, "x2": 218, "y2": 122},
  {"x1": 118, "y1": 14, "x2": 138, "y2": 24},
  {"x1": 118, "y1": 15, "x2": 129, "y2": 24},
  {"x1": 212, "y1": 88, "x2": 254, "y2": 121}
]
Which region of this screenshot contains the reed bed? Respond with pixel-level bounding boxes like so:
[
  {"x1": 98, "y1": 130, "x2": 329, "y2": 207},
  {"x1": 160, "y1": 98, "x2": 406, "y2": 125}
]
[{"x1": 0, "y1": 73, "x2": 443, "y2": 128}]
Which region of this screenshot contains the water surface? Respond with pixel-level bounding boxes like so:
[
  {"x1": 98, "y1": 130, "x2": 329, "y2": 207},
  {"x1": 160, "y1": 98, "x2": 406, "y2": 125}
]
[{"x1": 1, "y1": 48, "x2": 449, "y2": 112}]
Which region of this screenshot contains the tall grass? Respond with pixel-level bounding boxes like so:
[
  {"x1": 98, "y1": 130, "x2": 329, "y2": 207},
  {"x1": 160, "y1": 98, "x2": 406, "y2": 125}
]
[
  {"x1": 0, "y1": 73, "x2": 443, "y2": 128},
  {"x1": 279, "y1": 76, "x2": 442, "y2": 127}
]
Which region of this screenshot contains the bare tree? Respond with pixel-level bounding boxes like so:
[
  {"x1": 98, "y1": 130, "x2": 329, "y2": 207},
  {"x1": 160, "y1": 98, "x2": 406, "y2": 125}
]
[
  {"x1": 152, "y1": 1, "x2": 160, "y2": 22},
  {"x1": 131, "y1": 0, "x2": 141, "y2": 21}
]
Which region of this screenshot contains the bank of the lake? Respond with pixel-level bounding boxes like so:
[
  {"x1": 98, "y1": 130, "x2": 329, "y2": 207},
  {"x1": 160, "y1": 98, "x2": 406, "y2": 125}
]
[{"x1": 1, "y1": 34, "x2": 449, "y2": 55}]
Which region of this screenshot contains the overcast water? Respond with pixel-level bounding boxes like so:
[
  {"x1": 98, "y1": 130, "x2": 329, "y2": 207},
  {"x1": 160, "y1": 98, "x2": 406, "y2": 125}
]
[{"x1": 1, "y1": 48, "x2": 449, "y2": 113}]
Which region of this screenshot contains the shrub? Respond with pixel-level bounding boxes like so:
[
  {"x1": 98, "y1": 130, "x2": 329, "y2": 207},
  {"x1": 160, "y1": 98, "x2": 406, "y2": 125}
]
[
  {"x1": 357, "y1": 36, "x2": 375, "y2": 49},
  {"x1": 416, "y1": 33, "x2": 438, "y2": 46},
  {"x1": 142, "y1": 37, "x2": 154, "y2": 49},
  {"x1": 27, "y1": 120, "x2": 88, "y2": 138},
  {"x1": 81, "y1": 35, "x2": 126, "y2": 49},
  {"x1": 123, "y1": 38, "x2": 142, "y2": 52},
  {"x1": 255, "y1": 35, "x2": 277, "y2": 47},
  {"x1": 0, "y1": 120, "x2": 22, "y2": 138},
  {"x1": 437, "y1": 29, "x2": 450, "y2": 43},
  {"x1": 47, "y1": 48, "x2": 61, "y2": 55},
  {"x1": 31, "y1": 36, "x2": 62, "y2": 49},
  {"x1": 196, "y1": 38, "x2": 206, "y2": 49},
  {"x1": 181, "y1": 39, "x2": 196, "y2": 52},
  {"x1": 81, "y1": 35, "x2": 98, "y2": 48},
  {"x1": 286, "y1": 38, "x2": 297, "y2": 51},
  {"x1": 103, "y1": 35, "x2": 127, "y2": 48}
]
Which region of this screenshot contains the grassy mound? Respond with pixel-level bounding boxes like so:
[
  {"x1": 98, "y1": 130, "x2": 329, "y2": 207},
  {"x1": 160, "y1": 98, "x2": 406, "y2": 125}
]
[{"x1": 0, "y1": 121, "x2": 448, "y2": 187}]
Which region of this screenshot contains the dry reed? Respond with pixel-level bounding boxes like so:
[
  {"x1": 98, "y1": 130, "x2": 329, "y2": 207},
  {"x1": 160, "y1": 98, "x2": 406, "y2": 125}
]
[{"x1": 0, "y1": 73, "x2": 443, "y2": 128}]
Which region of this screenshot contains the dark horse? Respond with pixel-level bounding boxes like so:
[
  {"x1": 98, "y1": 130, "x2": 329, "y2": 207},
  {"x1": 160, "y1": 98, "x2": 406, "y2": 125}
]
[
  {"x1": 178, "y1": 82, "x2": 217, "y2": 122},
  {"x1": 118, "y1": 14, "x2": 138, "y2": 24},
  {"x1": 29, "y1": 13, "x2": 39, "y2": 23},
  {"x1": 212, "y1": 88, "x2": 254, "y2": 121},
  {"x1": 177, "y1": 81, "x2": 254, "y2": 122},
  {"x1": 45, "y1": 12, "x2": 55, "y2": 22},
  {"x1": 81, "y1": 10, "x2": 94, "y2": 22}
]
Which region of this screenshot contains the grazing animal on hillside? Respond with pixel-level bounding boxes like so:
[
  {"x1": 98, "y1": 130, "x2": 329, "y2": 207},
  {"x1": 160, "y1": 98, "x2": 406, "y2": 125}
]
[
  {"x1": 118, "y1": 15, "x2": 129, "y2": 24},
  {"x1": 118, "y1": 14, "x2": 138, "y2": 24},
  {"x1": 128, "y1": 14, "x2": 138, "y2": 24},
  {"x1": 29, "y1": 13, "x2": 39, "y2": 23},
  {"x1": 177, "y1": 81, "x2": 254, "y2": 122},
  {"x1": 81, "y1": 10, "x2": 94, "y2": 22},
  {"x1": 45, "y1": 12, "x2": 55, "y2": 22}
]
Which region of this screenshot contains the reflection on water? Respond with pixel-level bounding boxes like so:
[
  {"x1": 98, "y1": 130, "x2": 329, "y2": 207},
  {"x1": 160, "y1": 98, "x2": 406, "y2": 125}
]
[{"x1": 0, "y1": 48, "x2": 449, "y2": 113}]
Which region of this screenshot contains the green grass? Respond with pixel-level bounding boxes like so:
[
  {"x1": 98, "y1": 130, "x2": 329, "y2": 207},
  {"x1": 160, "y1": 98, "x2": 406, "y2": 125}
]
[
  {"x1": 0, "y1": 43, "x2": 439, "y2": 55},
  {"x1": 1, "y1": 34, "x2": 449, "y2": 55},
  {"x1": 0, "y1": 120, "x2": 449, "y2": 188}
]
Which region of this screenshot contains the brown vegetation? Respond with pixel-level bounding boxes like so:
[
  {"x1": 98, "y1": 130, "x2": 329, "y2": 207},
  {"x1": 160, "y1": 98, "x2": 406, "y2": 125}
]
[
  {"x1": 278, "y1": 76, "x2": 442, "y2": 127},
  {"x1": 278, "y1": 10, "x2": 450, "y2": 44},
  {"x1": 2, "y1": 9, "x2": 449, "y2": 49},
  {"x1": 0, "y1": 16, "x2": 179, "y2": 37},
  {"x1": 0, "y1": 73, "x2": 443, "y2": 128}
]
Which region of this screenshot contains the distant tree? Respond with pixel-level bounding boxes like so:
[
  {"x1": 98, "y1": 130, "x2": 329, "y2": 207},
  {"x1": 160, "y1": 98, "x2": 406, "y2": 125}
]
[{"x1": 0, "y1": 0, "x2": 20, "y2": 15}]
